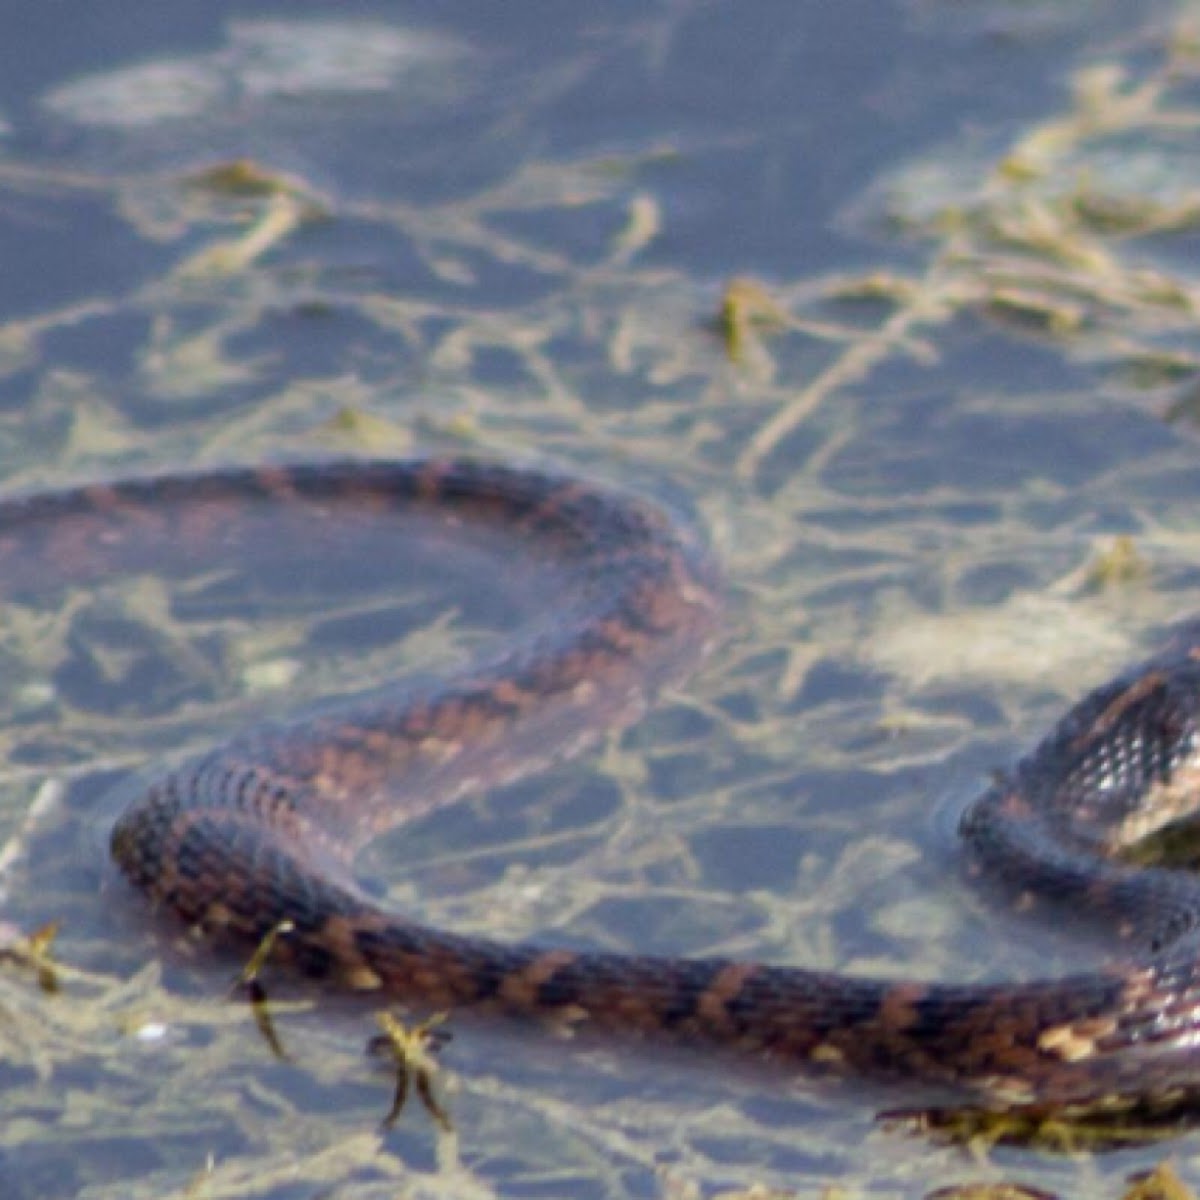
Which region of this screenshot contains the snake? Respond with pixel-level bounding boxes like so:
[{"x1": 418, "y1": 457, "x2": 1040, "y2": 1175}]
[{"x1": 8, "y1": 455, "x2": 1200, "y2": 1111}]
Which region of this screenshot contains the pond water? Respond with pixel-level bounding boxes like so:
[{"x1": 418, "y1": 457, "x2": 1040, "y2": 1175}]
[{"x1": 1, "y1": 1, "x2": 1200, "y2": 1197}]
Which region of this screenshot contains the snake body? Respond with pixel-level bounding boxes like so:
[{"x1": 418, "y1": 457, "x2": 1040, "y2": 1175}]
[{"x1": 9, "y1": 457, "x2": 1200, "y2": 1109}]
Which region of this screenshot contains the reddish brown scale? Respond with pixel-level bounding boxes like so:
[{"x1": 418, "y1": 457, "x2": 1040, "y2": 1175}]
[
  {"x1": 7, "y1": 456, "x2": 1200, "y2": 1108},
  {"x1": 1076, "y1": 671, "x2": 1168, "y2": 747},
  {"x1": 174, "y1": 494, "x2": 244, "y2": 546}
]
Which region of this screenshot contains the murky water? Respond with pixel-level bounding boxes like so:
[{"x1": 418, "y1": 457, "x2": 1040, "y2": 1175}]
[{"x1": 0, "y1": 1, "x2": 1199, "y2": 1197}]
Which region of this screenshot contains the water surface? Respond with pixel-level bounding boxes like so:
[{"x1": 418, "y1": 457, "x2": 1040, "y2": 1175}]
[{"x1": 0, "y1": 2, "x2": 1198, "y2": 1197}]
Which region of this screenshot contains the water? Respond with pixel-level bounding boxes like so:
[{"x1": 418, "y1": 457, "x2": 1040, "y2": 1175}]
[{"x1": 0, "y1": 1, "x2": 1197, "y2": 1196}]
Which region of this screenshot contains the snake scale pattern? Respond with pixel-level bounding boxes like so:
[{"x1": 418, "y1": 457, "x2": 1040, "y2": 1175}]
[{"x1": 8, "y1": 457, "x2": 1200, "y2": 1110}]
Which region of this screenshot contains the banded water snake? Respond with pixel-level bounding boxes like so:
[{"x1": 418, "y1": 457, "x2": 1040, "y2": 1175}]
[{"x1": 11, "y1": 457, "x2": 1200, "y2": 1110}]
